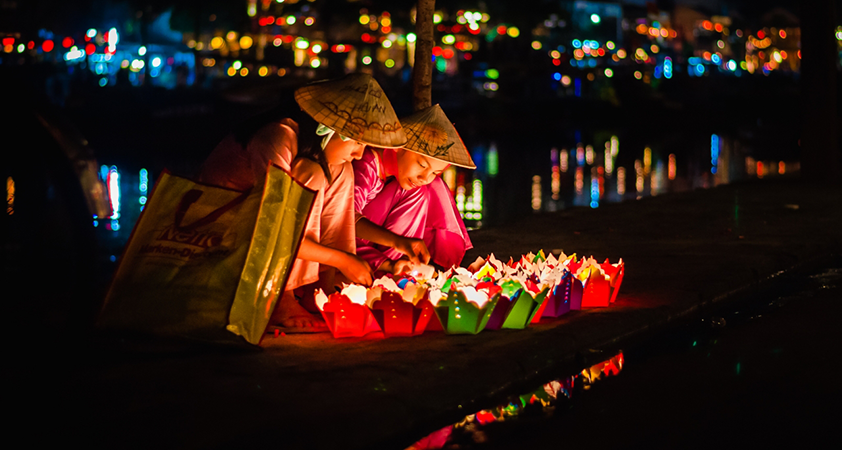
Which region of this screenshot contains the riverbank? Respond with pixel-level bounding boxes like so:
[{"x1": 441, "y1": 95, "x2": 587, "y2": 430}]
[{"x1": 14, "y1": 176, "x2": 841, "y2": 450}]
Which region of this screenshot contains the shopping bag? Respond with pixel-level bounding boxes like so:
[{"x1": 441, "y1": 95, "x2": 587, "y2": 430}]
[{"x1": 98, "y1": 164, "x2": 315, "y2": 345}]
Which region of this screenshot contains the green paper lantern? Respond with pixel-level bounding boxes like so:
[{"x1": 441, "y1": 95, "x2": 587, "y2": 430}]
[
  {"x1": 500, "y1": 286, "x2": 550, "y2": 329},
  {"x1": 433, "y1": 288, "x2": 499, "y2": 334}
]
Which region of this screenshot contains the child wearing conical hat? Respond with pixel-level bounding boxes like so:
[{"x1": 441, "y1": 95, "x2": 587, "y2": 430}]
[
  {"x1": 199, "y1": 73, "x2": 406, "y2": 330},
  {"x1": 353, "y1": 104, "x2": 475, "y2": 277}
]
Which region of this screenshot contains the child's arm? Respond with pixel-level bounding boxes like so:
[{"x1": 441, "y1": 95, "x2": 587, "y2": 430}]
[
  {"x1": 297, "y1": 237, "x2": 373, "y2": 286},
  {"x1": 356, "y1": 217, "x2": 431, "y2": 266}
]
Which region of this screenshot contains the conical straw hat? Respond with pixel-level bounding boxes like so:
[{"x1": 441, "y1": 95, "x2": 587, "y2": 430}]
[
  {"x1": 401, "y1": 104, "x2": 475, "y2": 169},
  {"x1": 294, "y1": 73, "x2": 406, "y2": 148}
]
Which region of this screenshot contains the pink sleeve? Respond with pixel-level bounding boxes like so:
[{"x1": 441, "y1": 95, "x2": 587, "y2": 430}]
[
  {"x1": 352, "y1": 148, "x2": 383, "y2": 218},
  {"x1": 352, "y1": 150, "x2": 389, "y2": 271}
]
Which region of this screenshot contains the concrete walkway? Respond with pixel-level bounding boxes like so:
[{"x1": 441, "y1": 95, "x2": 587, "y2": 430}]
[{"x1": 17, "y1": 177, "x2": 842, "y2": 449}]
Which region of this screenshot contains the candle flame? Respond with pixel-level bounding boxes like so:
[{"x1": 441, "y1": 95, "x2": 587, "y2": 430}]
[
  {"x1": 314, "y1": 289, "x2": 329, "y2": 311},
  {"x1": 460, "y1": 286, "x2": 490, "y2": 308},
  {"x1": 340, "y1": 284, "x2": 368, "y2": 305}
]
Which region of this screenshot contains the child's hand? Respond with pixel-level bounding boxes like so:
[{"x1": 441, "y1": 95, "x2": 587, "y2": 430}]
[
  {"x1": 339, "y1": 253, "x2": 373, "y2": 286},
  {"x1": 392, "y1": 259, "x2": 415, "y2": 276},
  {"x1": 394, "y1": 237, "x2": 431, "y2": 265}
]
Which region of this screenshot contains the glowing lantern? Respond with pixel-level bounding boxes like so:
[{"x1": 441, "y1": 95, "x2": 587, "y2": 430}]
[
  {"x1": 369, "y1": 280, "x2": 436, "y2": 336},
  {"x1": 576, "y1": 263, "x2": 612, "y2": 308},
  {"x1": 543, "y1": 268, "x2": 581, "y2": 317},
  {"x1": 484, "y1": 278, "x2": 550, "y2": 330},
  {"x1": 599, "y1": 258, "x2": 625, "y2": 304},
  {"x1": 430, "y1": 285, "x2": 500, "y2": 334},
  {"x1": 314, "y1": 286, "x2": 380, "y2": 338}
]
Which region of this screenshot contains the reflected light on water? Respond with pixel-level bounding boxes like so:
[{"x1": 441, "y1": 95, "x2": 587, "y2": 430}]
[
  {"x1": 604, "y1": 144, "x2": 614, "y2": 174},
  {"x1": 576, "y1": 144, "x2": 585, "y2": 166},
  {"x1": 668, "y1": 154, "x2": 676, "y2": 180},
  {"x1": 634, "y1": 159, "x2": 644, "y2": 196},
  {"x1": 464, "y1": 179, "x2": 483, "y2": 220},
  {"x1": 407, "y1": 352, "x2": 625, "y2": 450},
  {"x1": 585, "y1": 145, "x2": 594, "y2": 165},
  {"x1": 560, "y1": 148, "x2": 569, "y2": 173},
  {"x1": 643, "y1": 147, "x2": 652, "y2": 175},
  {"x1": 617, "y1": 167, "x2": 626, "y2": 195},
  {"x1": 590, "y1": 168, "x2": 599, "y2": 208},
  {"x1": 139, "y1": 168, "x2": 149, "y2": 212},
  {"x1": 531, "y1": 175, "x2": 542, "y2": 211},
  {"x1": 107, "y1": 166, "x2": 120, "y2": 221},
  {"x1": 550, "y1": 148, "x2": 560, "y2": 200},
  {"x1": 6, "y1": 176, "x2": 13, "y2": 215},
  {"x1": 711, "y1": 134, "x2": 721, "y2": 174},
  {"x1": 651, "y1": 160, "x2": 665, "y2": 196},
  {"x1": 574, "y1": 167, "x2": 584, "y2": 195},
  {"x1": 610, "y1": 135, "x2": 619, "y2": 158},
  {"x1": 487, "y1": 144, "x2": 498, "y2": 177},
  {"x1": 778, "y1": 161, "x2": 785, "y2": 175},
  {"x1": 455, "y1": 185, "x2": 466, "y2": 213}
]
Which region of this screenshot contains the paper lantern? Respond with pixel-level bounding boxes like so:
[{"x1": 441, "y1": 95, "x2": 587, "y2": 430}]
[
  {"x1": 314, "y1": 286, "x2": 380, "y2": 338},
  {"x1": 369, "y1": 283, "x2": 435, "y2": 337},
  {"x1": 600, "y1": 258, "x2": 625, "y2": 304},
  {"x1": 408, "y1": 263, "x2": 436, "y2": 280},
  {"x1": 430, "y1": 285, "x2": 499, "y2": 334},
  {"x1": 578, "y1": 264, "x2": 612, "y2": 308},
  {"x1": 485, "y1": 279, "x2": 550, "y2": 330},
  {"x1": 542, "y1": 269, "x2": 582, "y2": 318}
]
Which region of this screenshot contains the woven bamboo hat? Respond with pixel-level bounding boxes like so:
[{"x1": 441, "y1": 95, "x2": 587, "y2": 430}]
[
  {"x1": 294, "y1": 73, "x2": 406, "y2": 148},
  {"x1": 401, "y1": 104, "x2": 475, "y2": 169}
]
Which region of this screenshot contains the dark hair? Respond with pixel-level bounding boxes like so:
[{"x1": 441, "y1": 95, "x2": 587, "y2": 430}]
[{"x1": 232, "y1": 97, "x2": 333, "y2": 184}]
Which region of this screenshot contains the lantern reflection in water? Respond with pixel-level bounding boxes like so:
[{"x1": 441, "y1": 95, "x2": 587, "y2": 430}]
[
  {"x1": 6, "y1": 176, "x2": 13, "y2": 215},
  {"x1": 406, "y1": 352, "x2": 625, "y2": 449}
]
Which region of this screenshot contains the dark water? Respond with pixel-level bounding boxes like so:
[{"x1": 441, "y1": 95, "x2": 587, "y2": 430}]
[
  {"x1": 91, "y1": 128, "x2": 794, "y2": 264},
  {"x1": 406, "y1": 256, "x2": 842, "y2": 449},
  {"x1": 36, "y1": 72, "x2": 797, "y2": 270}
]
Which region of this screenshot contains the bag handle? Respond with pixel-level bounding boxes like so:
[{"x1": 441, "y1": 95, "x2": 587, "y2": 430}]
[{"x1": 174, "y1": 188, "x2": 251, "y2": 232}]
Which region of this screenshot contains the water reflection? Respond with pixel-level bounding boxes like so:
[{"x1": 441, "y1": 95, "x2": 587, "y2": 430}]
[
  {"x1": 451, "y1": 132, "x2": 798, "y2": 226},
  {"x1": 406, "y1": 352, "x2": 624, "y2": 450},
  {"x1": 92, "y1": 164, "x2": 152, "y2": 263},
  {"x1": 92, "y1": 131, "x2": 798, "y2": 259}
]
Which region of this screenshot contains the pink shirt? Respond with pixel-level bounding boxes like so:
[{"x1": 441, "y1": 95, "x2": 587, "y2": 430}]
[
  {"x1": 199, "y1": 118, "x2": 356, "y2": 291},
  {"x1": 353, "y1": 147, "x2": 473, "y2": 271},
  {"x1": 352, "y1": 148, "x2": 398, "y2": 219}
]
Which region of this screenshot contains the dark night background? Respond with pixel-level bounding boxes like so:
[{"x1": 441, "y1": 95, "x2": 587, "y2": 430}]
[{"x1": 1, "y1": 2, "x2": 839, "y2": 447}]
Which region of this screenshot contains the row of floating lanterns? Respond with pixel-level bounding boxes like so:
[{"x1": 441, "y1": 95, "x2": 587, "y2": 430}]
[{"x1": 312, "y1": 251, "x2": 625, "y2": 339}]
